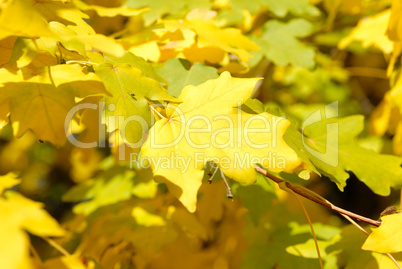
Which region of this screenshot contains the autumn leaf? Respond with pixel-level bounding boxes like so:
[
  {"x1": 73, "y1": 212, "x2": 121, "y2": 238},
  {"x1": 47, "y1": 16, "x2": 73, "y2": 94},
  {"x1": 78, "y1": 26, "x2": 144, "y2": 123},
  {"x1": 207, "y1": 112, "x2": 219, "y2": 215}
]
[
  {"x1": 155, "y1": 58, "x2": 219, "y2": 97},
  {"x1": 252, "y1": 19, "x2": 315, "y2": 68},
  {"x1": 0, "y1": 172, "x2": 20, "y2": 194},
  {"x1": 286, "y1": 115, "x2": 402, "y2": 194},
  {"x1": 142, "y1": 71, "x2": 302, "y2": 212},
  {"x1": 124, "y1": 0, "x2": 211, "y2": 25},
  {"x1": 93, "y1": 52, "x2": 177, "y2": 147},
  {"x1": 231, "y1": 0, "x2": 319, "y2": 17},
  {"x1": 363, "y1": 213, "x2": 402, "y2": 253},
  {"x1": 0, "y1": 64, "x2": 109, "y2": 145},
  {"x1": 386, "y1": 0, "x2": 402, "y2": 42},
  {"x1": 0, "y1": 0, "x2": 55, "y2": 40},
  {"x1": 72, "y1": 0, "x2": 148, "y2": 17},
  {"x1": 49, "y1": 21, "x2": 125, "y2": 57},
  {"x1": 339, "y1": 9, "x2": 393, "y2": 54},
  {"x1": 0, "y1": 190, "x2": 65, "y2": 269},
  {"x1": 63, "y1": 166, "x2": 136, "y2": 215}
]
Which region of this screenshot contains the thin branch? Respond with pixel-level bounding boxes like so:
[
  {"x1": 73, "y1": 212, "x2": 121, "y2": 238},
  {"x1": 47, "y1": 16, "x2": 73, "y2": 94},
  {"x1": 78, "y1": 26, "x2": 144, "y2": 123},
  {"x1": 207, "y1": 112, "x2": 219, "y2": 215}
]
[
  {"x1": 290, "y1": 191, "x2": 323, "y2": 269},
  {"x1": 344, "y1": 67, "x2": 388, "y2": 79},
  {"x1": 400, "y1": 190, "x2": 402, "y2": 210},
  {"x1": 254, "y1": 166, "x2": 381, "y2": 227}
]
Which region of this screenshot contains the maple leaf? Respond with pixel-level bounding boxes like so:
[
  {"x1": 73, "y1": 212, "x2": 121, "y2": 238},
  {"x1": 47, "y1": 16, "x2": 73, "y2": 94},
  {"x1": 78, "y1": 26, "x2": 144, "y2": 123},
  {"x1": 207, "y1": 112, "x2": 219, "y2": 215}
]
[
  {"x1": 0, "y1": 172, "x2": 20, "y2": 194},
  {"x1": 63, "y1": 166, "x2": 136, "y2": 215},
  {"x1": 9, "y1": 37, "x2": 58, "y2": 69},
  {"x1": 286, "y1": 115, "x2": 402, "y2": 194},
  {"x1": 93, "y1": 52, "x2": 177, "y2": 146},
  {"x1": 0, "y1": 0, "x2": 55, "y2": 40},
  {"x1": 72, "y1": 0, "x2": 148, "y2": 17},
  {"x1": 49, "y1": 21, "x2": 125, "y2": 58},
  {"x1": 33, "y1": 0, "x2": 94, "y2": 35},
  {"x1": 155, "y1": 58, "x2": 219, "y2": 97},
  {"x1": 0, "y1": 37, "x2": 17, "y2": 67},
  {"x1": 0, "y1": 64, "x2": 109, "y2": 145},
  {"x1": 362, "y1": 213, "x2": 402, "y2": 253},
  {"x1": 183, "y1": 19, "x2": 260, "y2": 65},
  {"x1": 142, "y1": 71, "x2": 302, "y2": 212},
  {"x1": 252, "y1": 19, "x2": 315, "y2": 68},
  {"x1": 386, "y1": 0, "x2": 402, "y2": 42},
  {"x1": 339, "y1": 9, "x2": 393, "y2": 54},
  {"x1": 231, "y1": 0, "x2": 319, "y2": 17},
  {"x1": 124, "y1": 0, "x2": 211, "y2": 25},
  {"x1": 0, "y1": 190, "x2": 65, "y2": 269},
  {"x1": 123, "y1": 19, "x2": 259, "y2": 65}
]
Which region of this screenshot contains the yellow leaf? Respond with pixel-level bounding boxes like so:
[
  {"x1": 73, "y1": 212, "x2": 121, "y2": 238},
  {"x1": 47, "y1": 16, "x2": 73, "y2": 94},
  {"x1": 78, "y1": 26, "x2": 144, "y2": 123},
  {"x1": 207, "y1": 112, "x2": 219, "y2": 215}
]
[
  {"x1": 132, "y1": 207, "x2": 166, "y2": 227},
  {"x1": 0, "y1": 172, "x2": 20, "y2": 195},
  {"x1": 129, "y1": 41, "x2": 161, "y2": 62},
  {"x1": 393, "y1": 121, "x2": 402, "y2": 155},
  {"x1": 3, "y1": 191, "x2": 65, "y2": 236},
  {"x1": 0, "y1": 99, "x2": 10, "y2": 131},
  {"x1": 0, "y1": 191, "x2": 65, "y2": 269},
  {"x1": 72, "y1": 0, "x2": 148, "y2": 17},
  {"x1": 0, "y1": 65, "x2": 108, "y2": 145},
  {"x1": 0, "y1": 36, "x2": 17, "y2": 67},
  {"x1": 0, "y1": 0, "x2": 55, "y2": 40},
  {"x1": 339, "y1": 9, "x2": 393, "y2": 54},
  {"x1": 49, "y1": 21, "x2": 125, "y2": 57},
  {"x1": 362, "y1": 213, "x2": 402, "y2": 253},
  {"x1": 184, "y1": 19, "x2": 259, "y2": 64},
  {"x1": 142, "y1": 72, "x2": 302, "y2": 212},
  {"x1": 33, "y1": 0, "x2": 94, "y2": 35},
  {"x1": 10, "y1": 37, "x2": 58, "y2": 69},
  {"x1": 0, "y1": 224, "x2": 31, "y2": 269},
  {"x1": 387, "y1": 0, "x2": 402, "y2": 42},
  {"x1": 369, "y1": 93, "x2": 394, "y2": 136}
]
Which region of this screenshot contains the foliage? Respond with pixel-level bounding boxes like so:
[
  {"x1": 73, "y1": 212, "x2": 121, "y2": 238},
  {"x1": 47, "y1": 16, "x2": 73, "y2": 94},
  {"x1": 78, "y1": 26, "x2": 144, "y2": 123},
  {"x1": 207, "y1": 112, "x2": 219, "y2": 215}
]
[{"x1": 1, "y1": 0, "x2": 402, "y2": 268}]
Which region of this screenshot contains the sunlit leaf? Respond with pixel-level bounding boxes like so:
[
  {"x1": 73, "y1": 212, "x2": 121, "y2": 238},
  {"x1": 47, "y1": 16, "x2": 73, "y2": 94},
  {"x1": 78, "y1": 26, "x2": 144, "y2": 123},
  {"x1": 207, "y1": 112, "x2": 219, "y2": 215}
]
[
  {"x1": 142, "y1": 71, "x2": 302, "y2": 212},
  {"x1": 363, "y1": 213, "x2": 402, "y2": 253},
  {"x1": 0, "y1": 64, "x2": 108, "y2": 145}
]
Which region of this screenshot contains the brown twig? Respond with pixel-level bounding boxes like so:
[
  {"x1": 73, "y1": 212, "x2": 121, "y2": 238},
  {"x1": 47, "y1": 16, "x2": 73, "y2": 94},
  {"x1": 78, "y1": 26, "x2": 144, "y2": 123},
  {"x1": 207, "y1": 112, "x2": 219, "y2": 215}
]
[{"x1": 254, "y1": 166, "x2": 382, "y2": 227}]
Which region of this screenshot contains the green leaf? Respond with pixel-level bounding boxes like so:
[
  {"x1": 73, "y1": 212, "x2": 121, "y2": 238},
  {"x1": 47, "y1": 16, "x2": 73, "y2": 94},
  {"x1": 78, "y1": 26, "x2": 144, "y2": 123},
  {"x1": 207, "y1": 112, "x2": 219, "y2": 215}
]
[
  {"x1": 231, "y1": 0, "x2": 319, "y2": 17},
  {"x1": 286, "y1": 115, "x2": 402, "y2": 195},
  {"x1": 237, "y1": 173, "x2": 276, "y2": 225},
  {"x1": 155, "y1": 58, "x2": 219, "y2": 98},
  {"x1": 93, "y1": 52, "x2": 176, "y2": 146},
  {"x1": 62, "y1": 166, "x2": 136, "y2": 215},
  {"x1": 326, "y1": 225, "x2": 379, "y2": 268},
  {"x1": 124, "y1": 0, "x2": 211, "y2": 25},
  {"x1": 241, "y1": 224, "x2": 323, "y2": 269},
  {"x1": 252, "y1": 19, "x2": 315, "y2": 68}
]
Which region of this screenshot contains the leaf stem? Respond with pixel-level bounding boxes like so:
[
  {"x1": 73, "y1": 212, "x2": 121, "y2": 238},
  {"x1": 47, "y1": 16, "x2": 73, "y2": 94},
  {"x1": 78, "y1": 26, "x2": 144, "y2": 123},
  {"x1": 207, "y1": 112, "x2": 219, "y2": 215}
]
[
  {"x1": 254, "y1": 166, "x2": 381, "y2": 227},
  {"x1": 148, "y1": 104, "x2": 166, "y2": 119},
  {"x1": 41, "y1": 237, "x2": 70, "y2": 257},
  {"x1": 220, "y1": 170, "x2": 233, "y2": 199},
  {"x1": 208, "y1": 164, "x2": 219, "y2": 184}
]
